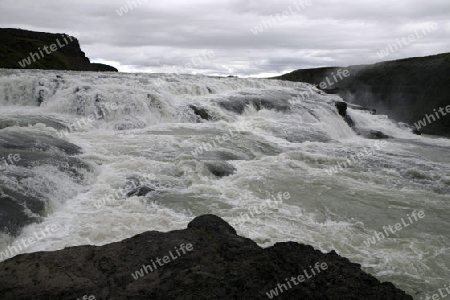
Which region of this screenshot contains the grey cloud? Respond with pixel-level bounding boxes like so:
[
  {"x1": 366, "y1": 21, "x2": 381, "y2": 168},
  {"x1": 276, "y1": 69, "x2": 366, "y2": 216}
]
[{"x1": 1, "y1": 0, "x2": 449, "y2": 77}]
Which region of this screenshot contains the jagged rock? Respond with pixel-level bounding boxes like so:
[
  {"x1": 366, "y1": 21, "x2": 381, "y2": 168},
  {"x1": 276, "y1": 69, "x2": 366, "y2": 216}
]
[
  {"x1": 335, "y1": 102, "x2": 387, "y2": 138},
  {"x1": 335, "y1": 101, "x2": 348, "y2": 117},
  {"x1": 126, "y1": 186, "x2": 155, "y2": 197},
  {"x1": 124, "y1": 176, "x2": 155, "y2": 197},
  {"x1": 0, "y1": 214, "x2": 412, "y2": 299},
  {"x1": 335, "y1": 101, "x2": 355, "y2": 127},
  {"x1": 189, "y1": 105, "x2": 211, "y2": 121}
]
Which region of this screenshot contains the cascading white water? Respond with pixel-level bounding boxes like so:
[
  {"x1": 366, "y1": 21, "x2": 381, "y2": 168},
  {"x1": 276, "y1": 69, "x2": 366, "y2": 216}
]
[{"x1": 0, "y1": 69, "x2": 449, "y2": 299}]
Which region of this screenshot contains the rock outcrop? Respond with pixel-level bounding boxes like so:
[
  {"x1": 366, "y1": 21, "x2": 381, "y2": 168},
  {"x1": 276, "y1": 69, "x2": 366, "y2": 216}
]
[
  {"x1": 0, "y1": 28, "x2": 117, "y2": 72},
  {"x1": 276, "y1": 53, "x2": 450, "y2": 137},
  {"x1": 0, "y1": 129, "x2": 87, "y2": 236},
  {"x1": 0, "y1": 214, "x2": 412, "y2": 299},
  {"x1": 335, "y1": 101, "x2": 355, "y2": 127}
]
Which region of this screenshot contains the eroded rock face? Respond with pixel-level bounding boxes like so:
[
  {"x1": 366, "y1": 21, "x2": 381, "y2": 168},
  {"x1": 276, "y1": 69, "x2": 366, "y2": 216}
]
[
  {"x1": 0, "y1": 214, "x2": 412, "y2": 299},
  {"x1": 189, "y1": 105, "x2": 212, "y2": 121},
  {"x1": 277, "y1": 53, "x2": 450, "y2": 137}
]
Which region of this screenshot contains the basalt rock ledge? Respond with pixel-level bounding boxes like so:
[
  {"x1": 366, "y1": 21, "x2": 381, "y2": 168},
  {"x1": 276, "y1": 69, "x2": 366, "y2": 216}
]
[
  {"x1": 0, "y1": 214, "x2": 412, "y2": 299},
  {"x1": 0, "y1": 28, "x2": 117, "y2": 72}
]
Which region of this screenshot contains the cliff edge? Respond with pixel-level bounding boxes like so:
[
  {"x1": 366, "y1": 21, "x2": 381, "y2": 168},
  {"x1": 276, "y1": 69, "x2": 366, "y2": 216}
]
[
  {"x1": 276, "y1": 53, "x2": 450, "y2": 137},
  {"x1": 0, "y1": 28, "x2": 118, "y2": 72}
]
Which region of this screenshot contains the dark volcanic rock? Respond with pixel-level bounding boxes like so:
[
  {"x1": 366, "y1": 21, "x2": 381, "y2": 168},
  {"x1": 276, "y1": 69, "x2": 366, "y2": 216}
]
[
  {"x1": 276, "y1": 53, "x2": 450, "y2": 137},
  {"x1": 125, "y1": 182, "x2": 155, "y2": 197},
  {"x1": 335, "y1": 101, "x2": 348, "y2": 117},
  {"x1": 125, "y1": 176, "x2": 155, "y2": 197},
  {"x1": 0, "y1": 214, "x2": 412, "y2": 299},
  {"x1": 335, "y1": 101, "x2": 355, "y2": 127},
  {"x1": 0, "y1": 28, "x2": 117, "y2": 72},
  {"x1": 334, "y1": 102, "x2": 389, "y2": 138},
  {"x1": 189, "y1": 105, "x2": 212, "y2": 121},
  {"x1": 126, "y1": 186, "x2": 155, "y2": 197}
]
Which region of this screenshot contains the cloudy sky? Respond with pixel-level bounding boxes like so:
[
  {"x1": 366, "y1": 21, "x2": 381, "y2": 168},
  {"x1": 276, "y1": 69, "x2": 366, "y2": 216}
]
[{"x1": 1, "y1": 0, "x2": 449, "y2": 77}]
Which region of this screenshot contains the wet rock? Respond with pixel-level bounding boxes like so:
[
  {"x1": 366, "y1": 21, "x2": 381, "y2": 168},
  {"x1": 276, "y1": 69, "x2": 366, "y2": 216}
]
[
  {"x1": 189, "y1": 105, "x2": 211, "y2": 121},
  {"x1": 412, "y1": 128, "x2": 422, "y2": 135},
  {"x1": 367, "y1": 130, "x2": 389, "y2": 139},
  {"x1": 0, "y1": 116, "x2": 68, "y2": 131},
  {"x1": 0, "y1": 187, "x2": 44, "y2": 236},
  {"x1": 355, "y1": 128, "x2": 389, "y2": 139},
  {"x1": 276, "y1": 53, "x2": 450, "y2": 137},
  {"x1": 114, "y1": 120, "x2": 146, "y2": 131},
  {"x1": 218, "y1": 98, "x2": 248, "y2": 114},
  {"x1": 126, "y1": 186, "x2": 154, "y2": 197},
  {"x1": 0, "y1": 131, "x2": 81, "y2": 156},
  {"x1": 37, "y1": 90, "x2": 45, "y2": 106},
  {"x1": 124, "y1": 176, "x2": 156, "y2": 198},
  {"x1": 335, "y1": 101, "x2": 355, "y2": 127},
  {"x1": 344, "y1": 114, "x2": 355, "y2": 127},
  {"x1": 218, "y1": 96, "x2": 291, "y2": 114},
  {"x1": 0, "y1": 214, "x2": 412, "y2": 299},
  {"x1": 335, "y1": 101, "x2": 348, "y2": 117},
  {"x1": 94, "y1": 94, "x2": 104, "y2": 119},
  {"x1": 205, "y1": 161, "x2": 236, "y2": 177},
  {"x1": 0, "y1": 131, "x2": 88, "y2": 235}
]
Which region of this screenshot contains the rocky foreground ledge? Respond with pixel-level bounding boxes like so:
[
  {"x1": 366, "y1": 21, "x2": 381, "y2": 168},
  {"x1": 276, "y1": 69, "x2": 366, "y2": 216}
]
[{"x1": 0, "y1": 215, "x2": 411, "y2": 299}]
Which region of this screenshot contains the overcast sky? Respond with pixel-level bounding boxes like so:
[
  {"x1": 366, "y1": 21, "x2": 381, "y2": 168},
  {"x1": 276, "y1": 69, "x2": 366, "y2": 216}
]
[{"x1": 1, "y1": 0, "x2": 449, "y2": 77}]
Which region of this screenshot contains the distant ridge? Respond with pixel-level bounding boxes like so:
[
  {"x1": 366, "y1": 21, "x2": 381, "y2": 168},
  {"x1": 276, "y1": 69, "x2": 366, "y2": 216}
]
[
  {"x1": 0, "y1": 28, "x2": 117, "y2": 72},
  {"x1": 276, "y1": 53, "x2": 450, "y2": 137}
]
